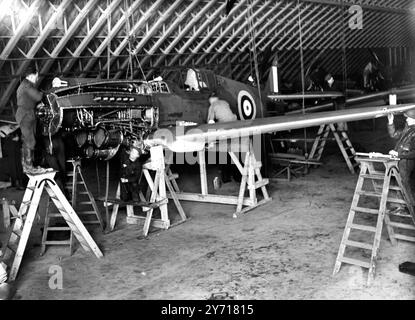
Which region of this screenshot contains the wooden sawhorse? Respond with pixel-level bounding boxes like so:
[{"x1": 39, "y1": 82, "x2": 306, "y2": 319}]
[
  {"x1": 105, "y1": 146, "x2": 187, "y2": 237},
  {"x1": 167, "y1": 137, "x2": 272, "y2": 218}
]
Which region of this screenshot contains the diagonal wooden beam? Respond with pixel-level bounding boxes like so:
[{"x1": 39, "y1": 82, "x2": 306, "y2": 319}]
[
  {"x1": 145, "y1": 0, "x2": 218, "y2": 79},
  {"x1": 0, "y1": 0, "x2": 72, "y2": 112},
  {"x1": 181, "y1": 0, "x2": 250, "y2": 67},
  {"x1": 194, "y1": 0, "x2": 263, "y2": 66},
  {"x1": 38, "y1": 0, "x2": 99, "y2": 83},
  {"x1": 113, "y1": 0, "x2": 186, "y2": 79},
  {"x1": 217, "y1": 2, "x2": 282, "y2": 65},
  {"x1": 79, "y1": 0, "x2": 145, "y2": 77},
  {"x1": 205, "y1": 0, "x2": 271, "y2": 65},
  {"x1": 98, "y1": 0, "x2": 165, "y2": 78},
  {"x1": 274, "y1": 4, "x2": 322, "y2": 51},
  {"x1": 125, "y1": 0, "x2": 203, "y2": 79},
  {"x1": 0, "y1": 0, "x2": 43, "y2": 71},
  {"x1": 62, "y1": 0, "x2": 123, "y2": 75}
]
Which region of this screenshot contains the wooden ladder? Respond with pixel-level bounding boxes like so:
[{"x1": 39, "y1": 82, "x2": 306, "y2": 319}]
[
  {"x1": 0, "y1": 170, "x2": 102, "y2": 281},
  {"x1": 308, "y1": 123, "x2": 358, "y2": 174},
  {"x1": 333, "y1": 153, "x2": 415, "y2": 285},
  {"x1": 66, "y1": 159, "x2": 103, "y2": 228},
  {"x1": 41, "y1": 159, "x2": 103, "y2": 255}
]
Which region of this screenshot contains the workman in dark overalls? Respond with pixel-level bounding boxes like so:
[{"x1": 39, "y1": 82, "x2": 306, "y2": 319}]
[{"x1": 15, "y1": 64, "x2": 46, "y2": 174}]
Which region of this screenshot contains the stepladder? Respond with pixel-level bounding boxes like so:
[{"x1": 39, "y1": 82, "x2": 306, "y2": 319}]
[
  {"x1": 66, "y1": 159, "x2": 103, "y2": 229},
  {"x1": 307, "y1": 123, "x2": 359, "y2": 174},
  {"x1": 105, "y1": 145, "x2": 187, "y2": 237},
  {"x1": 41, "y1": 159, "x2": 103, "y2": 255},
  {"x1": 333, "y1": 152, "x2": 415, "y2": 285},
  {"x1": 1, "y1": 170, "x2": 103, "y2": 282}
]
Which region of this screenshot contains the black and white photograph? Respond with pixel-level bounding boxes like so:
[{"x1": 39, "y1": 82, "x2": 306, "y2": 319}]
[{"x1": 0, "y1": 0, "x2": 414, "y2": 304}]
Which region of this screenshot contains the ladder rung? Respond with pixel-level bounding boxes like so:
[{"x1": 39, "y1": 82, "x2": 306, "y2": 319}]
[
  {"x1": 357, "y1": 191, "x2": 381, "y2": 197},
  {"x1": 43, "y1": 241, "x2": 72, "y2": 245},
  {"x1": 77, "y1": 211, "x2": 98, "y2": 215},
  {"x1": 47, "y1": 213, "x2": 63, "y2": 218},
  {"x1": 351, "y1": 207, "x2": 379, "y2": 215},
  {"x1": 349, "y1": 223, "x2": 377, "y2": 232},
  {"x1": 344, "y1": 240, "x2": 373, "y2": 250},
  {"x1": 388, "y1": 222, "x2": 415, "y2": 230},
  {"x1": 388, "y1": 211, "x2": 411, "y2": 218},
  {"x1": 250, "y1": 179, "x2": 268, "y2": 190},
  {"x1": 393, "y1": 234, "x2": 415, "y2": 242},
  {"x1": 388, "y1": 185, "x2": 402, "y2": 191},
  {"x1": 82, "y1": 221, "x2": 100, "y2": 225},
  {"x1": 339, "y1": 256, "x2": 371, "y2": 269},
  {"x1": 360, "y1": 174, "x2": 385, "y2": 180},
  {"x1": 45, "y1": 227, "x2": 71, "y2": 231},
  {"x1": 387, "y1": 198, "x2": 407, "y2": 204},
  {"x1": 77, "y1": 201, "x2": 93, "y2": 205}
]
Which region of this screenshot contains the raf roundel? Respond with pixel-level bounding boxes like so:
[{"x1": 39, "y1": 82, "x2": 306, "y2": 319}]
[{"x1": 237, "y1": 90, "x2": 257, "y2": 120}]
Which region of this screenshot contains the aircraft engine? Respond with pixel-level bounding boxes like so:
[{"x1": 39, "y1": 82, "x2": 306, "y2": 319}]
[
  {"x1": 93, "y1": 127, "x2": 124, "y2": 149},
  {"x1": 36, "y1": 80, "x2": 158, "y2": 160}
]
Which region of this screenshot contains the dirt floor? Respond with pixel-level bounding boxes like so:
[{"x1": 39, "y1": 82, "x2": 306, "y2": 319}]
[{"x1": 1, "y1": 117, "x2": 415, "y2": 300}]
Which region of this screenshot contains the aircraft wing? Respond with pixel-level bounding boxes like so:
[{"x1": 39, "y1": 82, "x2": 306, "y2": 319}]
[
  {"x1": 268, "y1": 91, "x2": 343, "y2": 100},
  {"x1": 148, "y1": 103, "x2": 415, "y2": 152},
  {"x1": 287, "y1": 85, "x2": 415, "y2": 115}
]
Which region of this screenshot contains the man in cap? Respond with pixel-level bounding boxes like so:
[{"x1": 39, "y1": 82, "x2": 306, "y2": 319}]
[{"x1": 15, "y1": 64, "x2": 46, "y2": 174}]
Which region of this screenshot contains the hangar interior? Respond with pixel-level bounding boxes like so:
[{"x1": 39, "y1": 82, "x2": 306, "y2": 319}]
[{"x1": 0, "y1": 0, "x2": 415, "y2": 300}]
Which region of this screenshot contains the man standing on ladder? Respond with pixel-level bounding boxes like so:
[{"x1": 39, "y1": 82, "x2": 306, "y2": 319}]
[
  {"x1": 15, "y1": 64, "x2": 47, "y2": 175},
  {"x1": 387, "y1": 110, "x2": 415, "y2": 277}
]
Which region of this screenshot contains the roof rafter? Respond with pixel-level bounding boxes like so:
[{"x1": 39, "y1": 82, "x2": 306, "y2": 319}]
[{"x1": 0, "y1": 0, "x2": 72, "y2": 111}]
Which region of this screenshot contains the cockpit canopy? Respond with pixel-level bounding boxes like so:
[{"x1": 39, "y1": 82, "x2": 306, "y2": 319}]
[{"x1": 162, "y1": 68, "x2": 217, "y2": 92}]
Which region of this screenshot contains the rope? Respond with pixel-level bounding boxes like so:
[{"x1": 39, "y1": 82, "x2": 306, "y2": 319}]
[
  {"x1": 104, "y1": 160, "x2": 110, "y2": 232},
  {"x1": 247, "y1": 0, "x2": 263, "y2": 117},
  {"x1": 341, "y1": 0, "x2": 348, "y2": 95},
  {"x1": 107, "y1": 0, "x2": 111, "y2": 79},
  {"x1": 95, "y1": 162, "x2": 101, "y2": 197},
  {"x1": 125, "y1": 0, "x2": 134, "y2": 80},
  {"x1": 297, "y1": 0, "x2": 308, "y2": 157},
  {"x1": 134, "y1": 54, "x2": 147, "y2": 82}
]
